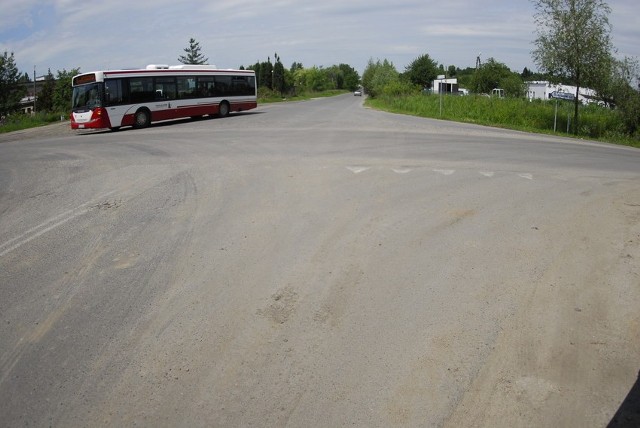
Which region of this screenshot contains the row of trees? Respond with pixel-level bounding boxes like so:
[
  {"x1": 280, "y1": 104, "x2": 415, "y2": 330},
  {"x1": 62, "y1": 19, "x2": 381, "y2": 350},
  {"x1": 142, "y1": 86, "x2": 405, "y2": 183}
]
[
  {"x1": 178, "y1": 38, "x2": 361, "y2": 96},
  {"x1": 244, "y1": 56, "x2": 360, "y2": 96},
  {"x1": 361, "y1": 55, "x2": 529, "y2": 99}
]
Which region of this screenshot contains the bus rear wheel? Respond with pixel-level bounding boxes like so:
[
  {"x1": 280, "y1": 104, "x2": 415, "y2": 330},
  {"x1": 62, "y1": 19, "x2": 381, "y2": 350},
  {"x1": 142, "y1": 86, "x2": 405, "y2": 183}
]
[
  {"x1": 218, "y1": 101, "x2": 230, "y2": 118},
  {"x1": 133, "y1": 109, "x2": 150, "y2": 128}
]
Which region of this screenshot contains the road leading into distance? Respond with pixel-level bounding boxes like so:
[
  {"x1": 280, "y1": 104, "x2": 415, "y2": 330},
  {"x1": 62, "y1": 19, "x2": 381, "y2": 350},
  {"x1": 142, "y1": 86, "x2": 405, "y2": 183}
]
[{"x1": 1, "y1": 95, "x2": 639, "y2": 427}]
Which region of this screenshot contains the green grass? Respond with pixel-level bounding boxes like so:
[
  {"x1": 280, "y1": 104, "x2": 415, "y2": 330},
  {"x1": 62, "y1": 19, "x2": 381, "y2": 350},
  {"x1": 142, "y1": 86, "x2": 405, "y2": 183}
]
[
  {"x1": 366, "y1": 94, "x2": 639, "y2": 148},
  {"x1": 0, "y1": 112, "x2": 68, "y2": 134},
  {"x1": 259, "y1": 89, "x2": 349, "y2": 103}
]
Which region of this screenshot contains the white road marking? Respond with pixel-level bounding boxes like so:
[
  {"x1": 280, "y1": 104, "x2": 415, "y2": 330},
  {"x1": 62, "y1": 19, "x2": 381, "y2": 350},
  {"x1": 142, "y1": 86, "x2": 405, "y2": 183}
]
[
  {"x1": 479, "y1": 171, "x2": 495, "y2": 177},
  {"x1": 346, "y1": 166, "x2": 370, "y2": 174},
  {"x1": 518, "y1": 173, "x2": 534, "y2": 180},
  {"x1": 0, "y1": 190, "x2": 117, "y2": 258},
  {"x1": 392, "y1": 168, "x2": 413, "y2": 174},
  {"x1": 433, "y1": 169, "x2": 455, "y2": 176}
]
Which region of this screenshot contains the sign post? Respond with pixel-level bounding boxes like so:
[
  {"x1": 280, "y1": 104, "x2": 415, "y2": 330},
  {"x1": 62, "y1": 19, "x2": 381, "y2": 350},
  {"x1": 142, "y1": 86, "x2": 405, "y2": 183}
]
[{"x1": 437, "y1": 75, "x2": 445, "y2": 117}]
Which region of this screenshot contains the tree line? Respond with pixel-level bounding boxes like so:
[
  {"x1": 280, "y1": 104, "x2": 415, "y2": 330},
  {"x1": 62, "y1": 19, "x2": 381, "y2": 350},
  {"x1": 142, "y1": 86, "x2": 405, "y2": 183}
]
[{"x1": 178, "y1": 39, "x2": 361, "y2": 96}]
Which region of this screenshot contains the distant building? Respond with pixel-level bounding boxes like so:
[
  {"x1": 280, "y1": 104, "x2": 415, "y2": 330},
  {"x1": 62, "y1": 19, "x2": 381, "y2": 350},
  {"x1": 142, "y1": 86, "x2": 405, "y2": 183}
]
[
  {"x1": 526, "y1": 81, "x2": 599, "y2": 104},
  {"x1": 431, "y1": 78, "x2": 459, "y2": 94},
  {"x1": 18, "y1": 75, "x2": 47, "y2": 114},
  {"x1": 20, "y1": 96, "x2": 37, "y2": 114}
]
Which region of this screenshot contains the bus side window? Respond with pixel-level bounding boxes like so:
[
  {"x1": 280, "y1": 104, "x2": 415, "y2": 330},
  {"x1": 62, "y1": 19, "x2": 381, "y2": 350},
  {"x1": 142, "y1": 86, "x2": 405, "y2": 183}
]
[
  {"x1": 104, "y1": 78, "x2": 124, "y2": 106},
  {"x1": 197, "y1": 77, "x2": 214, "y2": 98}
]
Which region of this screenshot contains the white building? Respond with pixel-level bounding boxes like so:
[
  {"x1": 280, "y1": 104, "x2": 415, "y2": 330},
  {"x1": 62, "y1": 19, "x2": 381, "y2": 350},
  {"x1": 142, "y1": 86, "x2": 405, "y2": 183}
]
[
  {"x1": 431, "y1": 78, "x2": 459, "y2": 94},
  {"x1": 526, "y1": 81, "x2": 599, "y2": 104}
]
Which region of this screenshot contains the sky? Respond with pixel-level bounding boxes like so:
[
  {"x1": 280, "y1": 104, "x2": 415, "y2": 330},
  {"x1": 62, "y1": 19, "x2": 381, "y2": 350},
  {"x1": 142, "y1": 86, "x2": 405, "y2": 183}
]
[{"x1": 1, "y1": 0, "x2": 638, "y2": 78}]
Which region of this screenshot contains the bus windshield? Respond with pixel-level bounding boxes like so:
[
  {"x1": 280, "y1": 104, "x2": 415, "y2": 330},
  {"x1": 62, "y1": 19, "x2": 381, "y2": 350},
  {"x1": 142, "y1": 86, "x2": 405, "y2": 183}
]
[{"x1": 72, "y1": 83, "x2": 102, "y2": 110}]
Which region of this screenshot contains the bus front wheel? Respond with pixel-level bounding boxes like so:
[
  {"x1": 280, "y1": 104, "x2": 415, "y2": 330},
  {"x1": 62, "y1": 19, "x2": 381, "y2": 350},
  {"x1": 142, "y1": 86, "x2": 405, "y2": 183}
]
[
  {"x1": 134, "y1": 109, "x2": 150, "y2": 128},
  {"x1": 218, "y1": 101, "x2": 230, "y2": 118}
]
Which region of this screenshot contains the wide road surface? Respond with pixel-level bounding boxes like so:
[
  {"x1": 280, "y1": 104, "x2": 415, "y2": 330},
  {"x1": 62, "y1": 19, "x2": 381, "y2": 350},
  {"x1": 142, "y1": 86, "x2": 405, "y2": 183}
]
[{"x1": 1, "y1": 95, "x2": 639, "y2": 427}]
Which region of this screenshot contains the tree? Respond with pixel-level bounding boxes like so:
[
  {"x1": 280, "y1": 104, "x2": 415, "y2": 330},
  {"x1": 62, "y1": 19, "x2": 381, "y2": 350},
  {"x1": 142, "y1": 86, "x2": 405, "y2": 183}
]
[
  {"x1": 273, "y1": 53, "x2": 285, "y2": 95},
  {"x1": 471, "y1": 58, "x2": 523, "y2": 96},
  {"x1": 362, "y1": 59, "x2": 400, "y2": 98},
  {"x1": 521, "y1": 67, "x2": 534, "y2": 79},
  {"x1": 598, "y1": 56, "x2": 640, "y2": 136},
  {"x1": 532, "y1": 0, "x2": 613, "y2": 134},
  {"x1": 260, "y1": 58, "x2": 273, "y2": 90},
  {"x1": 338, "y1": 64, "x2": 360, "y2": 91},
  {"x1": 0, "y1": 51, "x2": 26, "y2": 116},
  {"x1": 178, "y1": 38, "x2": 209, "y2": 65},
  {"x1": 53, "y1": 68, "x2": 80, "y2": 113},
  {"x1": 38, "y1": 69, "x2": 55, "y2": 112},
  {"x1": 404, "y1": 54, "x2": 439, "y2": 88}
]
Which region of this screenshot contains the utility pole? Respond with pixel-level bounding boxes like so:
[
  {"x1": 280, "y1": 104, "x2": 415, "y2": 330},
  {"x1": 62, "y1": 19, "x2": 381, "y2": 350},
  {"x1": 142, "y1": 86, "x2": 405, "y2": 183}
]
[{"x1": 33, "y1": 66, "x2": 36, "y2": 114}]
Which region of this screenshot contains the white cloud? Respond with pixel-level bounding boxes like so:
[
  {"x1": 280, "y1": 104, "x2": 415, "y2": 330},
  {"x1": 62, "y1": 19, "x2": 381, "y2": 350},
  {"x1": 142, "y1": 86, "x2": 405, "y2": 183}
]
[{"x1": 2, "y1": 0, "x2": 638, "y2": 77}]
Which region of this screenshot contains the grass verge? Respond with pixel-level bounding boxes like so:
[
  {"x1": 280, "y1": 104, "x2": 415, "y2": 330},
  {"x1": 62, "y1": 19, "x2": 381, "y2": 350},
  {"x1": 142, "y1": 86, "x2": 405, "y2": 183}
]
[
  {"x1": 0, "y1": 112, "x2": 68, "y2": 134},
  {"x1": 366, "y1": 94, "x2": 640, "y2": 148}
]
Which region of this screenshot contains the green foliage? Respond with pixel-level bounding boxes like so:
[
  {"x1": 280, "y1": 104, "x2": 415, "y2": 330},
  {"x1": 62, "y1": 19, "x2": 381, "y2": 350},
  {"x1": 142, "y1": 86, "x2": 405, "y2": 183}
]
[
  {"x1": 38, "y1": 69, "x2": 55, "y2": 112},
  {"x1": 54, "y1": 68, "x2": 80, "y2": 113},
  {"x1": 178, "y1": 38, "x2": 209, "y2": 65},
  {"x1": 247, "y1": 56, "x2": 360, "y2": 97},
  {"x1": 338, "y1": 64, "x2": 360, "y2": 91},
  {"x1": 381, "y1": 80, "x2": 417, "y2": 97},
  {"x1": 362, "y1": 58, "x2": 400, "y2": 98},
  {"x1": 596, "y1": 56, "x2": 640, "y2": 136},
  {"x1": 471, "y1": 58, "x2": 524, "y2": 97},
  {"x1": 294, "y1": 66, "x2": 331, "y2": 92},
  {"x1": 250, "y1": 58, "x2": 273, "y2": 90},
  {"x1": 404, "y1": 54, "x2": 439, "y2": 88},
  {"x1": 367, "y1": 93, "x2": 638, "y2": 147},
  {"x1": 0, "y1": 111, "x2": 66, "y2": 133},
  {"x1": 273, "y1": 53, "x2": 286, "y2": 95},
  {"x1": 0, "y1": 51, "x2": 26, "y2": 116},
  {"x1": 532, "y1": 0, "x2": 614, "y2": 133},
  {"x1": 500, "y1": 73, "x2": 526, "y2": 98}
]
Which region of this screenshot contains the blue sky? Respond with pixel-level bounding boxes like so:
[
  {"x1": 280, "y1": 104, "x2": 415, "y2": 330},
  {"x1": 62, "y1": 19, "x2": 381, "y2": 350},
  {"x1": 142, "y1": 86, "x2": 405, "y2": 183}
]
[{"x1": 1, "y1": 0, "x2": 638, "y2": 77}]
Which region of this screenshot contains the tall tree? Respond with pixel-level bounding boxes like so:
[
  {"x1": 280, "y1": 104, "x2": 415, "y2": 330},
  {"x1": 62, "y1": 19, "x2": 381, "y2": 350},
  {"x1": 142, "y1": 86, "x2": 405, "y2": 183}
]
[
  {"x1": 362, "y1": 59, "x2": 399, "y2": 98},
  {"x1": 53, "y1": 68, "x2": 80, "y2": 113},
  {"x1": 404, "y1": 54, "x2": 439, "y2": 88},
  {"x1": 338, "y1": 63, "x2": 360, "y2": 91},
  {"x1": 471, "y1": 57, "x2": 523, "y2": 96},
  {"x1": 0, "y1": 51, "x2": 26, "y2": 116},
  {"x1": 532, "y1": 0, "x2": 613, "y2": 134},
  {"x1": 259, "y1": 58, "x2": 273, "y2": 90},
  {"x1": 178, "y1": 38, "x2": 209, "y2": 65},
  {"x1": 38, "y1": 69, "x2": 55, "y2": 112},
  {"x1": 598, "y1": 56, "x2": 640, "y2": 135},
  {"x1": 273, "y1": 53, "x2": 285, "y2": 95}
]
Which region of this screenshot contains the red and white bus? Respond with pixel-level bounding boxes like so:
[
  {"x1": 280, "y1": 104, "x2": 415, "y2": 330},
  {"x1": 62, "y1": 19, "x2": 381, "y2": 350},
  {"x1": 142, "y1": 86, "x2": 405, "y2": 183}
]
[{"x1": 70, "y1": 64, "x2": 257, "y2": 130}]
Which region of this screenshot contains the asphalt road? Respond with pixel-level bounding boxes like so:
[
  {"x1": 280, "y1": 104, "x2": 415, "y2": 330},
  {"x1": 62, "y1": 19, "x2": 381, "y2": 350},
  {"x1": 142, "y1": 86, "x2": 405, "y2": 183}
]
[{"x1": 1, "y1": 95, "x2": 639, "y2": 427}]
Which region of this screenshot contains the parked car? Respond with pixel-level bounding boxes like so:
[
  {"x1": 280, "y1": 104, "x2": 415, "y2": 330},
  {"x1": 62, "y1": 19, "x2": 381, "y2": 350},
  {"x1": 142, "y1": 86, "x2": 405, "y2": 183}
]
[{"x1": 354, "y1": 90, "x2": 362, "y2": 96}]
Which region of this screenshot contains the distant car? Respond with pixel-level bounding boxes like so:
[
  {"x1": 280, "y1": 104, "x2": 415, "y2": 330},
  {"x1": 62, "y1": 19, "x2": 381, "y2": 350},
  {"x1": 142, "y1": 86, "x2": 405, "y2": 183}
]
[{"x1": 354, "y1": 90, "x2": 362, "y2": 96}]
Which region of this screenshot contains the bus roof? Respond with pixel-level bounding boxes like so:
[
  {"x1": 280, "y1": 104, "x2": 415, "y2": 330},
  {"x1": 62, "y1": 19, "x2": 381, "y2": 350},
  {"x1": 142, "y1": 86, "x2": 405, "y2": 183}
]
[{"x1": 73, "y1": 66, "x2": 255, "y2": 85}]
